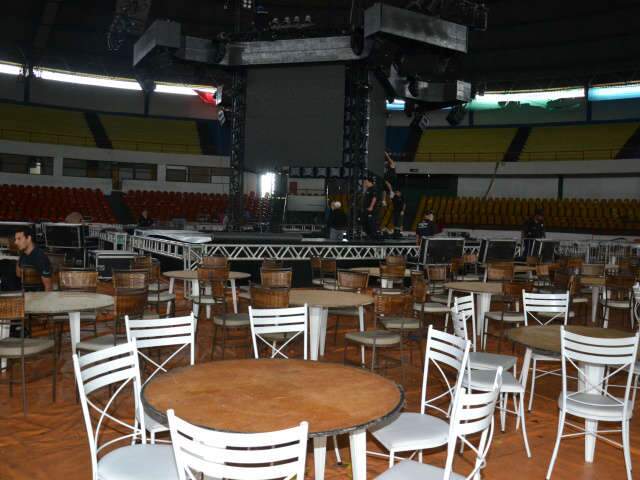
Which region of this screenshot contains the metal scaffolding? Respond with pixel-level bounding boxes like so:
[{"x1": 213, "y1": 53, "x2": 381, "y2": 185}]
[{"x1": 229, "y1": 69, "x2": 247, "y2": 229}]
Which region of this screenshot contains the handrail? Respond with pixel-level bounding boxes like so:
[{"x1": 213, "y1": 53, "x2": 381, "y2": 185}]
[{"x1": 0, "y1": 127, "x2": 200, "y2": 154}]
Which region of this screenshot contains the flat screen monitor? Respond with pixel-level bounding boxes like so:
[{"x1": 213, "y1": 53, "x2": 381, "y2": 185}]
[
  {"x1": 43, "y1": 223, "x2": 83, "y2": 248},
  {"x1": 424, "y1": 238, "x2": 465, "y2": 264},
  {"x1": 483, "y1": 240, "x2": 517, "y2": 263}
]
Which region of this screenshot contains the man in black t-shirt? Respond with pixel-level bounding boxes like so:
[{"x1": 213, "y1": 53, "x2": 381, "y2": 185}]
[
  {"x1": 362, "y1": 177, "x2": 380, "y2": 238},
  {"x1": 416, "y1": 210, "x2": 436, "y2": 245},
  {"x1": 328, "y1": 201, "x2": 348, "y2": 241},
  {"x1": 138, "y1": 209, "x2": 154, "y2": 228},
  {"x1": 522, "y1": 208, "x2": 545, "y2": 257},
  {"x1": 14, "y1": 226, "x2": 52, "y2": 291}
]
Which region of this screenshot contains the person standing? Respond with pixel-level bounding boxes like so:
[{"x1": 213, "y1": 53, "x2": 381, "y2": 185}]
[
  {"x1": 14, "y1": 226, "x2": 52, "y2": 292},
  {"x1": 391, "y1": 189, "x2": 405, "y2": 237},
  {"x1": 362, "y1": 176, "x2": 380, "y2": 239},
  {"x1": 328, "y1": 201, "x2": 348, "y2": 241},
  {"x1": 416, "y1": 210, "x2": 436, "y2": 245},
  {"x1": 522, "y1": 208, "x2": 545, "y2": 257},
  {"x1": 138, "y1": 209, "x2": 153, "y2": 228}
]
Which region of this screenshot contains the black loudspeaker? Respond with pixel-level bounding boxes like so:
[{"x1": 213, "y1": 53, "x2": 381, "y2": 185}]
[{"x1": 446, "y1": 105, "x2": 467, "y2": 126}]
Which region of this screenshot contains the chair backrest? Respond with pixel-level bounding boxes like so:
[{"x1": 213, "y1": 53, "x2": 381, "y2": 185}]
[
  {"x1": 380, "y1": 263, "x2": 405, "y2": 279},
  {"x1": 442, "y1": 367, "x2": 502, "y2": 480},
  {"x1": 337, "y1": 270, "x2": 369, "y2": 291},
  {"x1": 484, "y1": 264, "x2": 514, "y2": 282},
  {"x1": 168, "y1": 409, "x2": 308, "y2": 480},
  {"x1": 604, "y1": 274, "x2": 635, "y2": 301},
  {"x1": 0, "y1": 292, "x2": 25, "y2": 334},
  {"x1": 112, "y1": 269, "x2": 148, "y2": 290},
  {"x1": 262, "y1": 258, "x2": 283, "y2": 270},
  {"x1": 125, "y1": 314, "x2": 196, "y2": 387},
  {"x1": 201, "y1": 255, "x2": 228, "y2": 267},
  {"x1": 501, "y1": 281, "x2": 534, "y2": 305},
  {"x1": 385, "y1": 255, "x2": 406, "y2": 266},
  {"x1": 420, "y1": 325, "x2": 470, "y2": 417},
  {"x1": 114, "y1": 288, "x2": 148, "y2": 320},
  {"x1": 197, "y1": 265, "x2": 229, "y2": 298},
  {"x1": 72, "y1": 342, "x2": 146, "y2": 479},
  {"x1": 250, "y1": 285, "x2": 290, "y2": 309},
  {"x1": 552, "y1": 270, "x2": 572, "y2": 291},
  {"x1": 374, "y1": 292, "x2": 411, "y2": 321},
  {"x1": 59, "y1": 269, "x2": 98, "y2": 292},
  {"x1": 249, "y1": 305, "x2": 308, "y2": 359},
  {"x1": 310, "y1": 257, "x2": 322, "y2": 279},
  {"x1": 321, "y1": 258, "x2": 337, "y2": 277},
  {"x1": 47, "y1": 252, "x2": 67, "y2": 271},
  {"x1": 426, "y1": 264, "x2": 449, "y2": 282},
  {"x1": 560, "y1": 327, "x2": 639, "y2": 419},
  {"x1": 581, "y1": 263, "x2": 605, "y2": 277},
  {"x1": 522, "y1": 291, "x2": 570, "y2": 326},
  {"x1": 261, "y1": 268, "x2": 293, "y2": 288},
  {"x1": 131, "y1": 255, "x2": 153, "y2": 271},
  {"x1": 451, "y1": 294, "x2": 477, "y2": 350},
  {"x1": 21, "y1": 265, "x2": 42, "y2": 290}
]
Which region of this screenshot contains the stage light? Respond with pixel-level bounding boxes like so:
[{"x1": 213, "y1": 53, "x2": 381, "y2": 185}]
[{"x1": 242, "y1": 0, "x2": 253, "y2": 10}]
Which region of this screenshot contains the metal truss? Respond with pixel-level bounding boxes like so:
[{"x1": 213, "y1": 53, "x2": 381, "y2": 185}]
[
  {"x1": 342, "y1": 64, "x2": 370, "y2": 240},
  {"x1": 127, "y1": 234, "x2": 418, "y2": 269},
  {"x1": 229, "y1": 69, "x2": 247, "y2": 228}
]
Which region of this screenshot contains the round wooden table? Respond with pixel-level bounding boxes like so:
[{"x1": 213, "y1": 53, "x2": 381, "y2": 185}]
[
  {"x1": 289, "y1": 289, "x2": 373, "y2": 361},
  {"x1": 25, "y1": 292, "x2": 113, "y2": 355},
  {"x1": 444, "y1": 281, "x2": 503, "y2": 341},
  {"x1": 143, "y1": 359, "x2": 404, "y2": 480},
  {"x1": 163, "y1": 270, "x2": 251, "y2": 314},
  {"x1": 507, "y1": 325, "x2": 634, "y2": 463},
  {"x1": 350, "y1": 267, "x2": 414, "y2": 288}
]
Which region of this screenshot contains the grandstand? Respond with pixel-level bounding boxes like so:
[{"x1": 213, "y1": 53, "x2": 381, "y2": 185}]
[{"x1": 416, "y1": 127, "x2": 518, "y2": 162}]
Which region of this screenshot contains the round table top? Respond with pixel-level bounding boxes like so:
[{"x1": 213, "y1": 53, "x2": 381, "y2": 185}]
[
  {"x1": 289, "y1": 288, "x2": 373, "y2": 308},
  {"x1": 444, "y1": 281, "x2": 503, "y2": 295},
  {"x1": 579, "y1": 275, "x2": 605, "y2": 287},
  {"x1": 142, "y1": 359, "x2": 404, "y2": 437},
  {"x1": 350, "y1": 267, "x2": 413, "y2": 278},
  {"x1": 514, "y1": 265, "x2": 537, "y2": 273},
  {"x1": 163, "y1": 270, "x2": 251, "y2": 281},
  {"x1": 25, "y1": 291, "x2": 114, "y2": 315},
  {"x1": 0, "y1": 255, "x2": 18, "y2": 261},
  {"x1": 507, "y1": 325, "x2": 633, "y2": 354}
]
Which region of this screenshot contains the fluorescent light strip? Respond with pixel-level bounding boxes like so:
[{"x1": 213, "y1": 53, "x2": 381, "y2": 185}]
[
  {"x1": 0, "y1": 63, "x2": 22, "y2": 76},
  {"x1": 34, "y1": 68, "x2": 142, "y2": 90},
  {"x1": 589, "y1": 83, "x2": 640, "y2": 101},
  {"x1": 474, "y1": 88, "x2": 585, "y2": 104},
  {"x1": 155, "y1": 84, "x2": 216, "y2": 95}
]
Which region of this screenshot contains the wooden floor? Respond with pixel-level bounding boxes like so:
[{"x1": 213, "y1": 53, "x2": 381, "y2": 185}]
[{"x1": 0, "y1": 285, "x2": 638, "y2": 480}]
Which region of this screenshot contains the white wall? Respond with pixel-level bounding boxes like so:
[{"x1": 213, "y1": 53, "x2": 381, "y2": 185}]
[
  {"x1": 0, "y1": 139, "x2": 230, "y2": 194},
  {"x1": 457, "y1": 176, "x2": 559, "y2": 198},
  {"x1": 563, "y1": 177, "x2": 640, "y2": 199}
]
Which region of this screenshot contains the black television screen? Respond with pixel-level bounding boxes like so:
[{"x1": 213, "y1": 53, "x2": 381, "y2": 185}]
[
  {"x1": 44, "y1": 224, "x2": 83, "y2": 248},
  {"x1": 483, "y1": 240, "x2": 517, "y2": 263},
  {"x1": 424, "y1": 238, "x2": 465, "y2": 264}
]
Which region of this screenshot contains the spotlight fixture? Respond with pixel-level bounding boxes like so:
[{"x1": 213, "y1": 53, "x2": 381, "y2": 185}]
[{"x1": 242, "y1": 0, "x2": 253, "y2": 10}]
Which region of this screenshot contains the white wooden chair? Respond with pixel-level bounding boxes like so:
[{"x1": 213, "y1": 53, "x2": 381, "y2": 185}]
[
  {"x1": 168, "y1": 408, "x2": 308, "y2": 480},
  {"x1": 454, "y1": 309, "x2": 532, "y2": 457},
  {"x1": 453, "y1": 294, "x2": 517, "y2": 371},
  {"x1": 546, "y1": 328, "x2": 639, "y2": 480},
  {"x1": 125, "y1": 313, "x2": 196, "y2": 443},
  {"x1": 369, "y1": 325, "x2": 470, "y2": 467},
  {"x1": 376, "y1": 367, "x2": 502, "y2": 480},
  {"x1": 249, "y1": 305, "x2": 308, "y2": 359},
  {"x1": 523, "y1": 291, "x2": 570, "y2": 411},
  {"x1": 72, "y1": 342, "x2": 178, "y2": 480}
]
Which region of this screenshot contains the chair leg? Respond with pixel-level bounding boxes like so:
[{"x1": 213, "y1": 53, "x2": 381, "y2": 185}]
[
  {"x1": 545, "y1": 410, "x2": 566, "y2": 479},
  {"x1": 622, "y1": 420, "x2": 632, "y2": 480},
  {"x1": 8, "y1": 358, "x2": 13, "y2": 397},
  {"x1": 499, "y1": 393, "x2": 506, "y2": 432},
  {"x1": 519, "y1": 392, "x2": 531, "y2": 458},
  {"x1": 52, "y1": 346, "x2": 57, "y2": 403},
  {"x1": 21, "y1": 356, "x2": 27, "y2": 415},
  {"x1": 528, "y1": 359, "x2": 537, "y2": 411},
  {"x1": 388, "y1": 450, "x2": 395, "y2": 468},
  {"x1": 211, "y1": 324, "x2": 218, "y2": 360},
  {"x1": 332, "y1": 435, "x2": 342, "y2": 465},
  {"x1": 333, "y1": 316, "x2": 340, "y2": 345}
]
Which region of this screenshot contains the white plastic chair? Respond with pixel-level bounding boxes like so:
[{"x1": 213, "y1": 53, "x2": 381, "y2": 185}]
[
  {"x1": 369, "y1": 325, "x2": 470, "y2": 467},
  {"x1": 546, "y1": 328, "x2": 639, "y2": 480},
  {"x1": 168, "y1": 408, "x2": 308, "y2": 480},
  {"x1": 125, "y1": 313, "x2": 196, "y2": 443},
  {"x1": 454, "y1": 308, "x2": 532, "y2": 457},
  {"x1": 453, "y1": 294, "x2": 517, "y2": 372},
  {"x1": 72, "y1": 342, "x2": 178, "y2": 480},
  {"x1": 523, "y1": 291, "x2": 570, "y2": 411},
  {"x1": 376, "y1": 367, "x2": 502, "y2": 480},
  {"x1": 249, "y1": 305, "x2": 308, "y2": 359}
]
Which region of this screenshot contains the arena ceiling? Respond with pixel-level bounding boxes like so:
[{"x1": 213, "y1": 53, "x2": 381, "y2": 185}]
[{"x1": 1, "y1": 0, "x2": 639, "y2": 91}]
